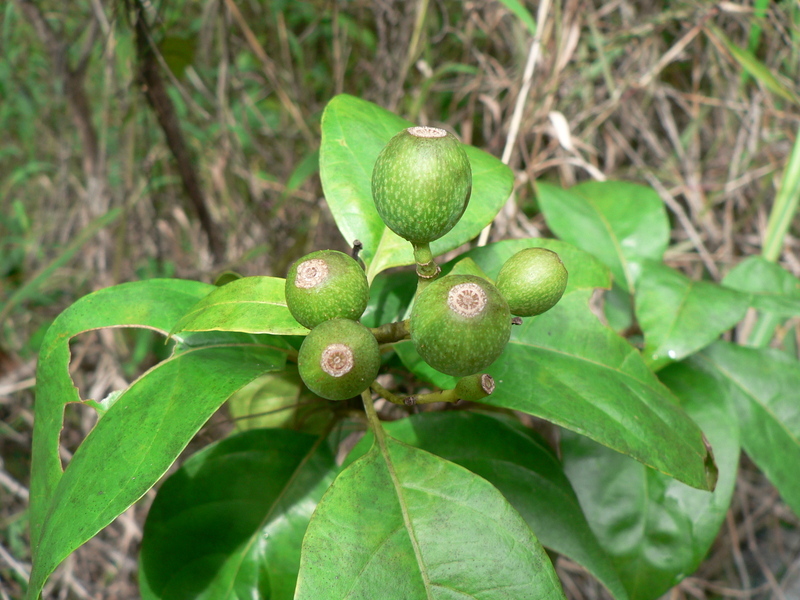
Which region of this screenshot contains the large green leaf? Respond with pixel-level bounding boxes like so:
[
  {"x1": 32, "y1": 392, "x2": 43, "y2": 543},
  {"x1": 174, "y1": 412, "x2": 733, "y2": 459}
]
[
  {"x1": 30, "y1": 279, "x2": 214, "y2": 550},
  {"x1": 635, "y1": 261, "x2": 750, "y2": 369},
  {"x1": 139, "y1": 428, "x2": 337, "y2": 600},
  {"x1": 319, "y1": 94, "x2": 514, "y2": 281},
  {"x1": 398, "y1": 291, "x2": 716, "y2": 490},
  {"x1": 561, "y1": 359, "x2": 740, "y2": 600},
  {"x1": 296, "y1": 434, "x2": 566, "y2": 599},
  {"x1": 28, "y1": 340, "x2": 285, "y2": 600},
  {"x1": 170, "y1": 276, "x2": 308, "y2": 337},
  {"x1": 722, "y1": 255, "x2": 800, "y2": 316},
  {"x1": 346, "y1": 412, "x2": 628, "y2": 600},
  {"x1": 698, "y1": 342, "x2": 800, "y2": 518},
  {"x1": 536, "y1": 181, "x2": 669, "y2": 292}
]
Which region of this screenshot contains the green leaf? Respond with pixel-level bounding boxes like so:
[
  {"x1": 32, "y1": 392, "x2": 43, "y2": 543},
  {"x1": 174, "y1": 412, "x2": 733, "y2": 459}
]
[
  {"x1": 561, "y1": 358, "x2": 740, "y2": 600},
  {"x1": 722, "y1": 255, "x2": 800, "y2": 316},
  {"x1": 30, "y1": 279, "x2": 214, "y2": 551},
  {"x1": 698, "y1": 342, "x2": 800, "y2": 518},
  {"x1": 497, "y1": 0, "x2": 537, "y2": 35},
  {"x1": 360, "y1": 268, "x2": 416, "y2": 328},
  {"x1": 227, "y1": 369, "x2": 334, "y2": 433},
  {"x1": 158, "y1": 35, "x2": 196, "y2": 79},
  {"x1": 319, "y1": 94, "x2": 514, "y2": 281},
  {"x1": 401, "y1": 291, "x2": 716, "y2": 490},
  {"x1": 536, "y1": 181, "x2": 669, "y2": 292},
  {"x1": 28, "y1": 341, "x2": 285, "y2": 600},
  {"x1": 170, "y1": 276, "x2": 308, "y2": 337},
  {"x1": 139, "y1": 428, "x2": 338, "y2": 600},
  {"x1": 296, "y1": 434, "x2": 566, "y2": 599},
  {"x1": 346, "y1": 412, "x2": 629, "y2": 600},
  {"x1": 635, "y1": 261, "x2": 750, "y2": 369}
]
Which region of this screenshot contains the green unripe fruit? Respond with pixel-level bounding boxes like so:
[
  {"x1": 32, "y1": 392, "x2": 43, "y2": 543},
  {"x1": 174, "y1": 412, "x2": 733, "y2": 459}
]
[
  {"x1": 496, "y1": 248, "x2": 568, "y2": 317},
  {"x1": 285, "y1": 250, "x2": 369, "y2": 329},
  {"x1": 410, "y1": 275, "x2": 511, "y2": 377},
  {"x1": 298, "y1": 318, "x2": 381, "y2": 401},
  {"x1": 371, "y1": 126, "x2": 472, "y2": 244}
]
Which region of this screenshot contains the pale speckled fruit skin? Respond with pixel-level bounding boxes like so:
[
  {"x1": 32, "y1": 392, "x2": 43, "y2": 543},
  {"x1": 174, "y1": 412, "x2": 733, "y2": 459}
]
[
  {"x1": 371, "y1": 128, "x2": 472, "y2": 244},
  {"x1": 298, "y1": 319, "x2": 381, "y2": 401},
  {"x1": 410, "y1": 274, "x2": 511, "y2": 377},
  {"x1": 496, "y1": 248, "x2": 568, "y2": 317},
  {"x1": 285, "y1": 250, "x2": 369, "y2": 329}
]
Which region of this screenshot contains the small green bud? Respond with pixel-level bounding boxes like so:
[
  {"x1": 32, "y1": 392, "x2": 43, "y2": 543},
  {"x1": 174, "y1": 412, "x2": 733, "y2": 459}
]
[
  {"x1": 372, "y1": 126, "x2": 472, "y2": 244},
  {"x1": 496, "y1": 248, "x2": 568, "y2": 317},
  {"x1": 298, "y1": 319, "x2": 381, "y2": 401},
  {"x1": 410, "y1": 274, "x2": 511, "y2": 377},
  {"x1": 285, "y1": 250, "x2": 369, "y2": 329}
]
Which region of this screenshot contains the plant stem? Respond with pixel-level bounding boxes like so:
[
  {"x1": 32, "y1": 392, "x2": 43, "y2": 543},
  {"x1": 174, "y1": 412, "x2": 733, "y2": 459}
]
[
  {"x1": 763, "y1": 129, "x2": 800, "y2": 263},
  {"x1": 370, "y1": 320, "x2": 410, "y2": 344},
  {"x1": 370, "y1": 380, "x2": 406, "y2": 406},
  {"x1": 748, "y1": 127, "x2": 800, "y2": 346},
  {"x1": 412, "y1": 242, "x2": 440, "y2": 279},
  {"x1": 412, "y1": 241, "x2": 440, "y2": 297}
]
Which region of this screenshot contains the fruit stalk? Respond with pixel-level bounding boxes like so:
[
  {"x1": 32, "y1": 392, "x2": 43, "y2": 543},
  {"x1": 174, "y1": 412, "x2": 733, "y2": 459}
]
[
  {"x1": 408, "y1": 374, "x2": 495, "y2": 405},
  {"x1": 369, "y1": 320, "x2": 410, "y2": 344},
  {"x1": 370, "y1": 380, "x2": 406, "y2": 406},
  {"x1": 413, "y1": 242, "x2": 441, "y2": 278}
]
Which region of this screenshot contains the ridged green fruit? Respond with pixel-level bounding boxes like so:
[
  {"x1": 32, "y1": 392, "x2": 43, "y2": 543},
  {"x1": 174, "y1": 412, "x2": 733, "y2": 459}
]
[
  {"x1": 371, "y1": 126, "x2": 472, "y2": 244},
  {"x1": 285, "y1": 250, "x2": 369, "y2": 329},
  {"x1": 298, "y1": 319, "x2": 381, "y2": 401},
  {"x1": 496, "y1": 248, "x2": 568, "y2": 317},
  {"x1": 410, "y1": 275, "x2": 511, "y2": 377}
]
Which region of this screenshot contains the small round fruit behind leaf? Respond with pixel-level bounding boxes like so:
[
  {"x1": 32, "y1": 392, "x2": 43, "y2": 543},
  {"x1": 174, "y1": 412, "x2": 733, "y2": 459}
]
[
  {"x1": 285, "y1": 249, "x2": 369, "y2": 329},
  {"x1": 298, "y1": 318, "x2": 381, "y2": 401},
  {"x1": 371, "y1": 126, "x2": 472, "y2": 244},
  {"x1": 496, "y1": 248, "x2": 568, "y2": 317},
  {"x1": 410, "y1": 274, "x2": 511, "y2": 377}
]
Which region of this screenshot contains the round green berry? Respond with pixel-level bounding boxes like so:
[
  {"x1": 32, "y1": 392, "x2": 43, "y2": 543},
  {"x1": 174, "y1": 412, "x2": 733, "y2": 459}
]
[
  {"x1": 298, "y1": 319, "x2": 381, "y2": 401},
  {"x1": 410, "y1": 274, "x2": 511, "y2": 377},
  {"x1": 371, "y1": 126, "x2": 472, "y2": 244},
  {"x1": 285, "y1": 250, "x2": 369, "y2": 329},
  {"x1": 496, "y1": 248, "x2": 568, "y2": 317}
]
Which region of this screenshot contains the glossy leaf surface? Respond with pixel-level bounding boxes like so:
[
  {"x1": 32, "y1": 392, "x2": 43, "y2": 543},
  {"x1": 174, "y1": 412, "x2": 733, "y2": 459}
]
[
  {"x1": 398, "y1": 290, "x2": 716, "y2": 491},
  {"x1": 139, "y1": 429, "x2": 338, "y2": 600},
  {"x1": 562, "y1": 359, "x2": 740, "y2": 600},
  {"x1": 360, "y1": 268, "x2": 416, "y2": 328},
  {"x1": 30, "y1": 279, "x2": 214, "y2": 550},
  {"x1": 319, "y1": 94, "x2": 513, "y2": 280},
  {"x1": 698, "y1": 342, "x2": 800, "y2": 517},
  {"x1": 296, "y1": 435, "x2": 566, "y2": 599},
  {"x1": 346, "y1": 412, "x2": 629, "y2": 600},
  {"x1": 29, "y1": 340, "x2": 285, "y2": 599},
  {"x1": 722, "y1": 255, "x2": 800, "y2": 315},
  {"x1": 635, "y1": 261, "x2": 749, "y2": 369},
  {"x1": 227, "y1": 369, "x2": 333, "y2": 433},
  {"x1": 536, "y1": 180, "x2": 669, "y2": 292},
  {"x1": 170, "y1": 276, "x2": 308, "y2": 337}
]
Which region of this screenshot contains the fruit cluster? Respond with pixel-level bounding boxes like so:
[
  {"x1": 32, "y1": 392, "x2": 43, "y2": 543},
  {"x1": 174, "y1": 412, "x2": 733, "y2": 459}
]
[{"x1": 285, "y1": 126, "x2": 568, "y2": 402}]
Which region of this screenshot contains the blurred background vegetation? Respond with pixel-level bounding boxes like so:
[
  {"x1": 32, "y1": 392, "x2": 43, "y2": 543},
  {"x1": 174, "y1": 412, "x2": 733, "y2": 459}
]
[{"x1": 1, "y1": 0, "x2": 799, "y2": 598}]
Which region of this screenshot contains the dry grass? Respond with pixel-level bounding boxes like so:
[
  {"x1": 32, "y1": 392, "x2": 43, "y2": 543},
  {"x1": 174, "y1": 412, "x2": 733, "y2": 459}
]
[{"x1": 2, "y1": 0, "x2": 800, "y2": 598}]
